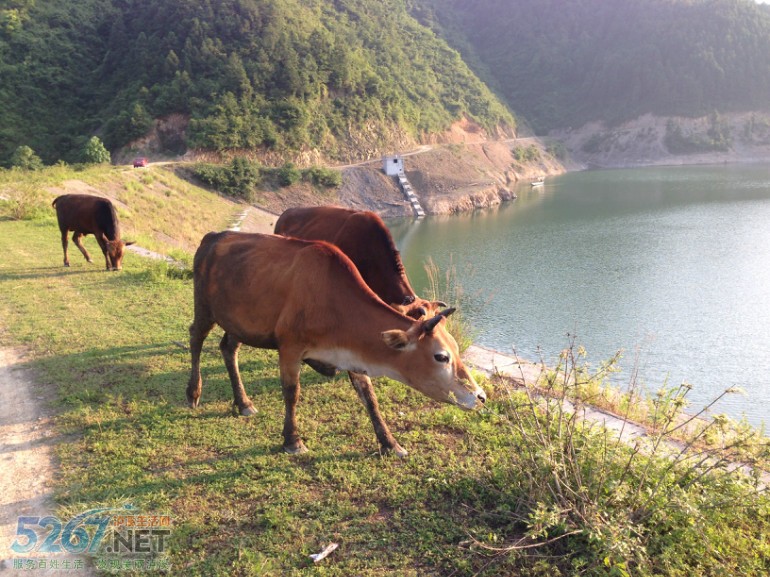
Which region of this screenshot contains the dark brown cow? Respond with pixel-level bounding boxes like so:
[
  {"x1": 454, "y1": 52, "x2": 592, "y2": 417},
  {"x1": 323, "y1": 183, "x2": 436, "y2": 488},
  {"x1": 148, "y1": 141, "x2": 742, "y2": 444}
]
[
  {"x1": 186, "y1": 231, "x2": 486, "y2": 455},
  {"x1": 52, "y1": 194, "x2": 134, "y2": 271},
  {"x1": 274, "y1": 206, "x2": 445, "y2": 320}
]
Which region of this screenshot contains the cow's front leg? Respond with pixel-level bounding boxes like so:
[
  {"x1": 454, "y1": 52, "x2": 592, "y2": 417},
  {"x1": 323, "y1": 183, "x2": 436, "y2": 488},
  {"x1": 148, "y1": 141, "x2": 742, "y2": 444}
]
[
  {"x1": 71, "y1": 232, "x2": 93, "y2": 264},
  {"x1": 219, "y1": 333, "x2": 256, "y2": 416},
  {"x1": 278, "y1": 351, "x2": 307, "y2": 454},
  {"x1": 93, "y1": 234, "x2": 110, "y2": 270},
  {"x1": 349, "y1": 372, "x2": 407, "y2": 457}
]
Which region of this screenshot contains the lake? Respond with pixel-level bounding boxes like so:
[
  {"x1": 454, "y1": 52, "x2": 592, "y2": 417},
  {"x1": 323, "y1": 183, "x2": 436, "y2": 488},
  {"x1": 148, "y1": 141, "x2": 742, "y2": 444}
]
[{"x1": 388, "y1": 164, "x2": 770, "y2": 428}]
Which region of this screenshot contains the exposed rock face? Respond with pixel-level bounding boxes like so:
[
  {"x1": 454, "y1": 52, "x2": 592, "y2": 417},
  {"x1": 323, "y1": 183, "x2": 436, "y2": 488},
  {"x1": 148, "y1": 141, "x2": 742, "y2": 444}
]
[
  {"x1": 551, "y1": 111, "x2": 770, "y2": 169},
  {"x1": 422, "y1": 185, "x2": 516, "y2": 215},
  {"x1": 336, "y1": 136, "x2": 562, "y2": 216}
]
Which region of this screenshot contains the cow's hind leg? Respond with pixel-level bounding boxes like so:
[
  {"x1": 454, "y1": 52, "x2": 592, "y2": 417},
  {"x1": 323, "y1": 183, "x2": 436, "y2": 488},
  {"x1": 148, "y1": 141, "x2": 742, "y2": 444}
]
[
  {"x1": 71, "y1": 232, "x2": 93, "y2": 264},
  {"x1": 219, "y1": 333, "x2": 256, "y2": 416},
  {"x1": 278, "y1": 351, "x2": 307, "y2": 454},
  {"x1": 349, "y1": 372, "x2": 407, "y2": 457},
  {"x1": 60, "y1": 229, "x2": 71, "y2": 267},
  {"x1": 186, "y1": 315, "x2": 215, "y2": 409}
]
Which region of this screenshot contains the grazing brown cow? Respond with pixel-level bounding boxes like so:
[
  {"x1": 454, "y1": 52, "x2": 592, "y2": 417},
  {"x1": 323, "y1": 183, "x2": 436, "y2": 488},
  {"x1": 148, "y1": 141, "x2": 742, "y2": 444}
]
[
  {"x1": 275, "y1": 205, "x2": 450, "y2": 455},
  {"x1": 274, "y1": 206, "x2": 445, "y2": 320},
  {"x1": 187, "y1": 231, "x2": 486, "y2": 455},
  {"x1": 52, "y1": 194, "x2": 134, "y2": 271}
]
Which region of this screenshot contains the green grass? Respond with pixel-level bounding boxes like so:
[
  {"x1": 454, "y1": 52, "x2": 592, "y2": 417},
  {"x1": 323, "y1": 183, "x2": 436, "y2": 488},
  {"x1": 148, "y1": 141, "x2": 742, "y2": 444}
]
[
  {"x1": 1, "y1": 197, "x2": 770, "y2": 575},
  {"x1": 0, "y1": 163, "x2": 238, "y2": 255},
  {"x1": 0, "y1": 218, "x2": 517, "y2": 575}
]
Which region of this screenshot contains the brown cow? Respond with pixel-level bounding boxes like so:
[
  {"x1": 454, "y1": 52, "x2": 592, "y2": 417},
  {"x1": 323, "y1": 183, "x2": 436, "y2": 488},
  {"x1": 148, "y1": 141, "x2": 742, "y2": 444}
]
[
  {"x1": 274, "y1": 206, "x2": 445, "y2": 320},
  {"x1": 186, "y1": 231, "x2": 486, "y2": 455},
  {"x1": 52, "y1": 194, "x2": 134, "y2": 271},
  {"x1": 275, "y1": 205, "x2": 450, "y2": 455}
]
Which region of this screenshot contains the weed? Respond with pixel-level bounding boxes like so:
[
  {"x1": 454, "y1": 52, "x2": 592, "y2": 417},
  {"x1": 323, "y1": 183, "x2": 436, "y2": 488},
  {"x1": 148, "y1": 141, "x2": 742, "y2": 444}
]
[
  {"x1": 423, "y1": 256, "x2": 479, "y2": 353},
  {"x1": 0, "y1": 181, "x2": 50, "y2": 220},
  {"x1": 471, "y1": 336, "x2": 770, "y2": 575}
]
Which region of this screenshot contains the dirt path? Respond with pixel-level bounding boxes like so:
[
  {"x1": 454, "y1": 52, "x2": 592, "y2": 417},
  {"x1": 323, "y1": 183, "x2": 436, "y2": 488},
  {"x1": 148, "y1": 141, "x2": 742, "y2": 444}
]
[{"x1": 0, "y1": 348, "x2": 94, "y2": 575}]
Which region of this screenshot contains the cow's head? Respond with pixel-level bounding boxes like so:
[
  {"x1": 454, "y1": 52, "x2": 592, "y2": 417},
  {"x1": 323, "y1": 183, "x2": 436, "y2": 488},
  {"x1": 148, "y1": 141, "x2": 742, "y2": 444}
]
[
  {"x1": 381, "y1": 308, "x2": 486, "y2": 410},
  {"x1": 102, "y1": 234, "x2": 135, "y2": 271},
  {"x1": 395, "y1": 295, "x2": 448, "y2": 320}
]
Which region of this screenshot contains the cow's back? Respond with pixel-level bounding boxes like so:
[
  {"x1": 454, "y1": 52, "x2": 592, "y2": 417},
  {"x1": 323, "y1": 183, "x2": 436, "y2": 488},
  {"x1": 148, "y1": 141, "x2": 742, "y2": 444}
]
[
  {"x1": 193, "y1": 231, "x2": 387, "y2": 346},
  {"x1": 53, "y1": 194, "x2": 119, "y2": 239},
  {"x1": 274, "y1": 206, "x2": 412, "y2": 305}
]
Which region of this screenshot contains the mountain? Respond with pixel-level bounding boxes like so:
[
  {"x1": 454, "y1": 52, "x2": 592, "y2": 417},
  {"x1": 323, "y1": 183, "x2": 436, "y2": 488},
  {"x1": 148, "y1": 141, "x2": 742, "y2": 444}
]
[
  {"x1": 413, "y1": 0, "x2": 770, "y2": 133},
  {"x1": 4, "y1": 0, "x2": 770, "y2": 168},
  {"x1": 0, "y1": 0, "x2": 513, "y2": 165}
]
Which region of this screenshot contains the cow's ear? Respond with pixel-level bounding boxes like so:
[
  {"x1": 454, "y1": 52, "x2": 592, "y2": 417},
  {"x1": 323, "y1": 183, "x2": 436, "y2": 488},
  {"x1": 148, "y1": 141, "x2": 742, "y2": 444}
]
[
  {"x1": 382, "y1": 330, "x2": 410, "y2": 350},
  {"x1": 124, "y1": 240, "x2": 136, "y2": 246}
]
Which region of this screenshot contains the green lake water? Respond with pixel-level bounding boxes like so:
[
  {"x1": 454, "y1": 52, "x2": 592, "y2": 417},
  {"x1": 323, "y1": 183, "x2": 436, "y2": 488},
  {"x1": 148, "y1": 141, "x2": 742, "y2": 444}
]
[{"x1": 389, "y1": 163, "x2": 770, "y2": 427}]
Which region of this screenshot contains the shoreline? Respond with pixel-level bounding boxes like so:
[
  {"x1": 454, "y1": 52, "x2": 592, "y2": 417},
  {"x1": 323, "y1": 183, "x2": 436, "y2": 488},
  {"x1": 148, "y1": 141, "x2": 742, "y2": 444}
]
[{"x1": 463, "y1": 344, "x2": 770, "y2": 486}]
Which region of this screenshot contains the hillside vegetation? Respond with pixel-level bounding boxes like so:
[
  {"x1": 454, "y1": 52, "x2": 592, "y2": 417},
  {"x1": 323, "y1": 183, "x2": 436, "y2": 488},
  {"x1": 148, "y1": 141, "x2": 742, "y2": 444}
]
[
  {"x1": 414, "y1": 0, "x2": 770, "y2": 133},
  {"x1": 0, "y1": 0, "x2": 513, "y2": 166},
  {"x1": 6, "y1": 0, "x2": 770, "y2": 172}
]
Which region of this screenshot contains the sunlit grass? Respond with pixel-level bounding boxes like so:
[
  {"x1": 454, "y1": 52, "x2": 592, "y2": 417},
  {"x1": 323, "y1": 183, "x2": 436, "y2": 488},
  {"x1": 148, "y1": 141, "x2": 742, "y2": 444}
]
[{"x1": 1, "y1": 198, "x2": 769, "y2": 575}]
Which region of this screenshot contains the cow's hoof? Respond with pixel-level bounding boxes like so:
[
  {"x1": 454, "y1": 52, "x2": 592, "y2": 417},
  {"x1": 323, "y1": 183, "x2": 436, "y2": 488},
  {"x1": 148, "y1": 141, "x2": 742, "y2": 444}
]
[
  {"x1": 239, "y1": 405, "x2": 257, "y2": 417},
  {"x1": 383, "y1": 443, "x2": 408, "y2": 458},
  {"x1": 284, "y1": 441, "x2": 308, "y2": 455},
  {"x1": 187, "y1": 398, "x2": 199, "y2": 409},
  {"x1": 64, "y1": 263, "x2": 70, "y2": 267}
]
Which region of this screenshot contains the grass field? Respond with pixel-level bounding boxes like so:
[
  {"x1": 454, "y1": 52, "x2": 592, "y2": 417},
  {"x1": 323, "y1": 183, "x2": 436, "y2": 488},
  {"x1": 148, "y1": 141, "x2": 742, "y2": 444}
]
[
  {"x1": 0, "y1": 217, "x2": 521, "y2": 576},
  {"x1": 1, "y1": 168, "x2": 769, "y2": 576}
]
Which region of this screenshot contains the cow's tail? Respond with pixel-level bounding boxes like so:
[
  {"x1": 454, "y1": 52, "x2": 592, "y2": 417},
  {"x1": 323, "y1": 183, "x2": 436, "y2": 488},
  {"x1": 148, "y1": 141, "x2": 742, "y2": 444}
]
[{"x1": 52, "y1": 195, "x2": 63, "y2": 208}]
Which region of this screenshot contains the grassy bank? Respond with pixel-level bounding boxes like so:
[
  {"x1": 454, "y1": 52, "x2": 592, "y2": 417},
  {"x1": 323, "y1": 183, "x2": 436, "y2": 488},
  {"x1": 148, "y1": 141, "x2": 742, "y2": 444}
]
[{"x1": 1, "y1": 170, "x2": 769, "y2": 575}]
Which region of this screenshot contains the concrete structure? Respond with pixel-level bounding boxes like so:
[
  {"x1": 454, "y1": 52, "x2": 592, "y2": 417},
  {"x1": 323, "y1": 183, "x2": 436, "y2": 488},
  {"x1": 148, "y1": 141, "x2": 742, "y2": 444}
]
[
  {"x1": 382, "y1": 155, "x2": 404, "y2": 176},
  {"x1": 382, "y1": 155, "x2": 424, "y2": 218}
]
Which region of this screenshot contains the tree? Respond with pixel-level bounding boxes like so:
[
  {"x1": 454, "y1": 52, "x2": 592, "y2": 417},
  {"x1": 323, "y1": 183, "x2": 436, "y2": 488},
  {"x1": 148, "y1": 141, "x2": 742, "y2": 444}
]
[
  {"x1": 81, "y1": 136, "x2": 111, "y2": 164},
  {"x1": 10, "y1": 145, "x2": 43, "y2": 170}
]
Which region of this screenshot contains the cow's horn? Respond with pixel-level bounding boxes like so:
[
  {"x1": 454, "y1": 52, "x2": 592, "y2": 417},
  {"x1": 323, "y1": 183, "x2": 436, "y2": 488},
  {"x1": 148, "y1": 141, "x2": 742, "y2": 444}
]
[{"x1": 423, "y1": 308, "x2": 455, "y2": 333}]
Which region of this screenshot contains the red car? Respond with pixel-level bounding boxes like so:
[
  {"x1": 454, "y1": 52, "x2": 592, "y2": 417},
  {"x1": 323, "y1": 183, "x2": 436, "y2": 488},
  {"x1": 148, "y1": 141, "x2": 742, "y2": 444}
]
[{"x1": 133, "y1": 157, "x2": 148, "y2": 168}]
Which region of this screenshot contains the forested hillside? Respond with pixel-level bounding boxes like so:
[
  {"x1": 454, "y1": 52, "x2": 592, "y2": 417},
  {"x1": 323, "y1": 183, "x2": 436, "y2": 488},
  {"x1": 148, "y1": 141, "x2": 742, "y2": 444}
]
[
  {"x1": 414, "y1": 0, "x2": 770, "y2": 133},
  {"x1": 5, "y1": 0, "x2": 770, "y2": 168},
  {"x1": 0, "y1": 0, "x2": 513, "y2": 166}
]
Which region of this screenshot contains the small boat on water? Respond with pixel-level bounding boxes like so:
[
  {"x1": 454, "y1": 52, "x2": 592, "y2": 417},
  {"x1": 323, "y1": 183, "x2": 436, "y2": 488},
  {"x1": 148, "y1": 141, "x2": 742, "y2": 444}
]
[{"x1": 530, "y1": 177, "x2": 545, "y2": 187}]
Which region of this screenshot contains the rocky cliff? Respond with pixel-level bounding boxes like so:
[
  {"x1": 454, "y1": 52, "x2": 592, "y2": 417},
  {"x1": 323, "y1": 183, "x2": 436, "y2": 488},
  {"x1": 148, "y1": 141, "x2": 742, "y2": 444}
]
[{"x1": 552, "y1": 111, "x2": 770, "y2": 169}]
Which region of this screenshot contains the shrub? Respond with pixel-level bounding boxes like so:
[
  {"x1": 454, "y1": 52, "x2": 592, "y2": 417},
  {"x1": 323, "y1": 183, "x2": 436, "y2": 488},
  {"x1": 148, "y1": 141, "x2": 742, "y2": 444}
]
[
  {"x1": 81, "y1": 136, "x2": 111, "y2": 164},
  {"x1": 664, "y1": 117, "x2": 732, "y2": 155},
  {"x1": 10, "y1": 146, "x2": 44, "y2": 171},
  {"x1": 303, "y1": 166, "x2": 342, "y2": 188},
  {"x1": 546, "y1": 141, "x2": 567, "y2": 160},
  {"x1": 513, "y1": 144, "x2": 541, "y2": 163},
  {"x1": 277, "y1": 162, "x2": 301, "y2": 186},
  {"x1": 193, "y1": 157, "x2": 261, "y2": 201}
]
